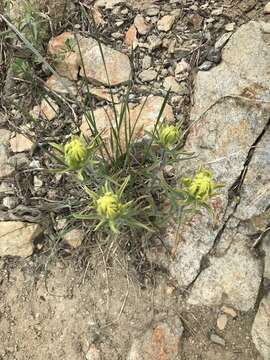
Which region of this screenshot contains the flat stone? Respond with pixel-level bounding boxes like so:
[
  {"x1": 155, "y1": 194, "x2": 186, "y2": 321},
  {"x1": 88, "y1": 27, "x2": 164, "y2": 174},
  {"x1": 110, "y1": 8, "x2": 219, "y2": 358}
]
[
  {"x1": 78, "y1": 36, "x2": 132, "y2": 86},
  {"x1": 47, "y1": 32, "x2": 79, "y2": 81},
  {"x1": 0, "y1": 145, "x2": 14, "y2": 178},
  {"x1": 10, "y1": 134, "x2": 33, "y2": 153},
  {"x1": 63, "y1": 229, "x2": 84, "y2": 248},
  {"x1": 134, "y1": 14, "x2": 152, "y2": 35},
  {"x1": 139, "y1": 69, "x2": 157, "y2": 82},
  {"x1": 171, "y1": 21, "x2": 270, "y2": 289},
  {"x1": 141, "y1": 55, "x2": 152, "y2": 70},
  {"x1": 127, "y1": 318, "x2": 183, "y2": 360},
  {"x1": 225, "y1": 23, "x2": 235, "y2": 32},
  {"x1": 0, "y1": 129, "x2": 11, "y2": 145},
  {"x1": 124, "y1": 24, "x2": 138, "y2": 49},
  {"x1": 157, "y1": 15, "x2": 176, "y2": 32},
  {"x1": 264, "y1": 2, "x2": 270, "y2": 14},
  {"x1": 0, "y1": 221, "x2": 43, "y2": 257},
  {"x1": 221, "y1": 305, "x2": 237, "y2": 318},
  {"x1": 210, "y1": 334, "x2": 225, "y2": 347},
  {"x1": 87, "y1": 87, "x2": 120, "y2": 103},
  {"x1": 216, "y1": 314, "x2": 228, "y2": 331},
  {"x1": 45, "y1": 75, "x2": 77, "y2": 95},
  {"x1": 215, "y1": 32, "x2": 233, "y2": 49},
  {"x1": 252, "y1": 293, "x2": 270, "y2": 360},
  {"x1": 163, "y1": 76, "x2": 182, "y2": 93},
  {"x1": 188, "y1": 235, "x2": 262, "y2": 311}
]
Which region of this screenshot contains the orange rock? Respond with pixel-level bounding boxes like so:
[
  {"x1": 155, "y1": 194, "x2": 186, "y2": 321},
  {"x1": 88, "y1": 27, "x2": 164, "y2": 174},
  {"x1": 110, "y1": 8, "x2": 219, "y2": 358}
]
[{"x1": 125, "y1": 24, "x2": 138, "y2": 49}]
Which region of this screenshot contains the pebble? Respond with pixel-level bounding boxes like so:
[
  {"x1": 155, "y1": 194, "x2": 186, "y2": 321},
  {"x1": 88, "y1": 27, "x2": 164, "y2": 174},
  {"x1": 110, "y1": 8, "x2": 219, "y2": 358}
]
[
  {"x1": 139, "y1": 69, "x2": 157, "y2": 82},
  {"x1": 221, "y1": 306, "x2": 237, "y2": 318},
  {"x1": 86, "y1": 344, "x2": 101, "y2": 360},
  {"x1": 225, "y1": 23, "x2": 235, "y2": 32},
  {"x1": 63, "y1": 229, "x2": 84, "y2": 248},
  {"x1": 163, "y1": 76, "x2": 182, "y2": 93},
  {"x1": 210, "y1": 334, "x2": 225, "y2": 347},
  {"x1": 211, "y1": 7, "x2": 223, "y2": 16},
  {"x1": 134, "y1": 14, "x2": 152, "y2": 35},
  {"x1": 264, "y1": 2, "x2": 270, "y2": 13},
  {"x1": 198, "y1": 61, "x2": 214, "y2": 71},
  {"x1": 147, "y1": 35, "x2": 162, "y2": 50},
  {"x1": 141, "y1": 55, "x2": 152, "y2": 70},
  {"x1": 145, "y1": 6, "x2": 160, "y2": 16},
  {"x1": 2, "y1": 196, "x2": 19, "y2": 209},
  {"x1": 157, "y1": 15, "x2": 176, "y2": 32},
  {"x1": 10, "y1": 134, "x2": 33, "y2": 153},
  {"x1": 207, "y1": 48, "x2": 222, "y2": 64},
  {"x1": 217, "y1": 314, "x2": 228, "y2": 331}
]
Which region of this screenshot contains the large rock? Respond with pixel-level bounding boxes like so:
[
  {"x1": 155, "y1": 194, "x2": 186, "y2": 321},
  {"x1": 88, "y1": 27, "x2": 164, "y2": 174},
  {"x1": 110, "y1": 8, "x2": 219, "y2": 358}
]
[
  {"x1": 47, "y1": 32, "x2": 131, "y2": 86},
  {"x1": 0, "y1": 221, "x2": 43, "y2": 257},
  {"x1": 187, "y1": 234, "x2": 262, "y2": 311},
  {"x1": 127, "y1": 318, "x2": 184, "y2": 360},
  {"x1": 171, "y1": 21, "x2": 270, "y2": 288},
  {"x1": 252, "y1": 293, "x2": 270, "y2": 360},
  {"x1": 78, "y1": 36, "x2": 132, "y2": 86}
]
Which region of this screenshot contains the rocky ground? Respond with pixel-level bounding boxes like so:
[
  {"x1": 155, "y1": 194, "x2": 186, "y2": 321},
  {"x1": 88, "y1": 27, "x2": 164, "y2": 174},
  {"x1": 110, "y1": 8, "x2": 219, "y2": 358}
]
[{"x1": 0, "y1": 0, "x2": 270, "y2": 359}]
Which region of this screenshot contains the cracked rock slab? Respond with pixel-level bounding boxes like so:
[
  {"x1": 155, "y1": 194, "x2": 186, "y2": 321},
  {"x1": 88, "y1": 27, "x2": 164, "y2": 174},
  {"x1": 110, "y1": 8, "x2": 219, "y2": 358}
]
[
  {"x1": 127, "y1": 318, "x2": 183, "y2": 360},
  {"x1": 0, "y1": 221, "x2": 43, "y2": 257},
  {"x1": 252, "y1": 293, "x2": 270, "y2": 360},
  {"x1": 170, "y1": 21, "x2": 270, "y2": 289},
  {"x1": 187, "y1": 234, "x2": 262, "y2": 311}
]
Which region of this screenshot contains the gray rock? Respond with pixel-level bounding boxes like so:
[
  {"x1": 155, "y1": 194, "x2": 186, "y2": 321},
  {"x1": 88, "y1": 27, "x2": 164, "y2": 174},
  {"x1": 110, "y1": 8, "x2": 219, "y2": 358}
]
[
  {"x1": 127, "y1": 317, "x2": 183, "y2": 360},
  {"x1": 0, "y1": 221, "x2": 43, "y2": 257},
  {"x1": 210, "y1": 334, "x2": 225, "y2": 346},
  {"x1": 187, "y1": 235, "x2": 262, "y2": 311},
  {"x1": 171, "y1": 21, "x2": 270, "y2": 289},
  {"x1": 139, "y1": 69, "x2": 157, "y2": 82},
  {"x1": 163, "y1": 76, "x2": 182, "y2": 93},
  {"x1": 206, "y1": 47, "x2": 221, "y2": 64},
  {"x1": 141, "y1": 55, "x2": 152, "y2": 70},
  {"x1": 252, "y1": 293, "x2": 270, "y2": 359},
  {"x1": 234, "y1": 128, "x2": 270, "y2": 221},
  {"x1": 215, "y1": 32, "x2": 233, "y2": 49},
  {"x1": 2, "y1": 196, "x2": 19, "y2": 209},
  {"x1": 198, "y1": 61, "x2": 213, "y2": 71}
]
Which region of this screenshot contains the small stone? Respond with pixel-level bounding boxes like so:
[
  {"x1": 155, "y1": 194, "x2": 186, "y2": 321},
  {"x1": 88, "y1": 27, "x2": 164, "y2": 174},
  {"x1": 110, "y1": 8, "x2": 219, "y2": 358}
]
[
  {"x1": 148, "y1": 35, "x2": 162, "y2": 50},
  {"x1": 145, "y1": 6, "x2": 160, "y2": 16},
  {"x1": 111, "y1": 32, "x2": 123, "y2": 39},
  {"x1": 45, "y1": 75, "x2": 77, "y2": 95},
  {"x1": 211, "y1": 7, "x2": 223, "y2": 16},
  {"x1": 9, "y1": 153, "x2": 29, "y2": 169},
  {"x1": 0, "y1": 221, "x2": 43, "y2": 257},
  {"x1": 141, "y1": 55, "x2": 152, "y2": 70},
  {"x1": 125, "y1": 24, "x2": 138, "y2": 49},
  {"x1": 163, "y1": 76, "x2": 182, "y2": 93},
  {"x1": 175, "y1": 59, "x2": 190, "y2": 81},
  {"x1": 134, "y1": 14, "x2": 152, "y2": 35},
  {"x1": 86, "y1": 344, "x2": 101, "y2": 360},
  {"x1": 127, "y1": 318, "x2": 184, "y2": 360},
  {"x1": 252, "y1": 293, "x2": 270, "y2": 359},
  {"x1": 2, "y1": 196, "x2": 19, "y2": 209},
  {"x1": 207, "y1": 48, "x2": 222, "y2": 64},
  {"x1": 63, "y1": 229, "x2": 84, "y2": 248},
  {"x1": 264, "y1": 2, "x2": 270, "y2": 14},
  {"x1": 157, "y1": 15, "x2": 176, "y2": 32},
  {"x1": 139, "y1": 69, "x2": 157, "y2": 82},
  {"x1": 10, "y1": 134, "x2": 33, "y2": 153},
  {"x1": 198, "y1": 61, "x2": 213, "y2": 71},
  {"x1": 0, "y1": 129, "x2": 11, "y2": 144},
  {"x1": 210, "y1": 334, "x2": 225, "y2": 346},
  {"x1": 217, "y1": 314, "x2": 228, "y2": 331},
  {"x1": 34, "y1": 177, "x2": 43, "y2": 189},
  {"x1": 225, "y1": 23, "x2": 235, "y2": 32},
  {"x1": 87, "y1": 88, "x2": 119, "y2": 103},
  {"x1": 189, "y1": 13, "x2": 203, "y2": 30},
  {"x1": 215, "y1": 32, "x2": 233, "y2": 49}
]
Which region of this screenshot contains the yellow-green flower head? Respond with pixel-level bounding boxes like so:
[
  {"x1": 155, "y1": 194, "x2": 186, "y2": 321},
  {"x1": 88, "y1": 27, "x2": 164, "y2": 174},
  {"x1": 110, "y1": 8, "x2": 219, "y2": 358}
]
[
  {"x1": 96, "y1": 192, "x2": 121, "y2": 219},
  {"x1": 158, "y1": 124, "x2": 180, "y2": 149},
  {"x1": 64, "y1": 136, "x2": 87, "y2": 169},
  {"x1": 183, "y1": 169, "x2": 216, "y2": 202}
]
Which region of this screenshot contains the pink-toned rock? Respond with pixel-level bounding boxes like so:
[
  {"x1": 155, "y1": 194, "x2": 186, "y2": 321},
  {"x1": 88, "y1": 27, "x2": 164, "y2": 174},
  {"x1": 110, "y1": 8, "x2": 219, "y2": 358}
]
[
  {"x1": 45, "y1": 75, "x2": 77, "y2": 95},
  {"x1": 134, "y1": 14, "x2": 152, "y2": 35},
  {"x1": 64, "y1": 229, "x2": 84, "y2": 248},
  {"x1": 78, "y1": 36, "x2": 132, "y2": 86},
  {"x1": 30, "y1": 97, "x2": 59, "y2": 121},
  {"x1": 48, "y1": 32, "x2": 80, "y2": 80},
  {"x1": 88, "y1": 87, "x2": 120, "y2": 103},
  {"x1": 10, "y1": 134, "x2": 33, "y2": 153},
  {"x1": 125, "y1": 24, "x2": 138, "y2": 49}
]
